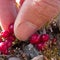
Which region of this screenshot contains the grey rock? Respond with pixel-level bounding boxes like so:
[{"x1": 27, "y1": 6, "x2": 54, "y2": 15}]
[
  {"x1": 31, "y1": 55, "x2": 43, "y2": 60},
  {"x1": 23, "y1": 44, "x2": 40, "y2": 58}
]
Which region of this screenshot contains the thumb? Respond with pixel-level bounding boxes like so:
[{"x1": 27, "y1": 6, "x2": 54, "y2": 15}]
[{"x1": 14, "y1": 0, "x2": 60, "y2": 41}]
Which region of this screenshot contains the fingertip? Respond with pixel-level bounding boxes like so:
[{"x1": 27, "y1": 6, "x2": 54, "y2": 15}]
[{"x1": 14, "y1": 21, "x2": 38, "y2": 41}]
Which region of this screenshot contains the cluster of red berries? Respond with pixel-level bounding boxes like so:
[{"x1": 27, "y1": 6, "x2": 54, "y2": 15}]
[
  {"x1": 0, "y1": 23, "x2": 16, "y2": 55},
  {"x1": 29, "y1": 33, "x2": 49, "y2": 51}
]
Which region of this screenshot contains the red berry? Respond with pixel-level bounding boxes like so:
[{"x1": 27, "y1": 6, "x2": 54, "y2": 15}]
[
  {"x1": 30, "y1": 34, "x2": 40, "y2": 44},
  {"x1": 52, "y1": 38, "x2": 57, "y2": 42},
  {"x1": 20, "y1": 0, "x2": 24, "y2": 5},
  {"x1": 36, "y1": 43, "x2": 45, "y2": 51},
  {"x1": 8, "y1": 23, "x2": 14, "y2": 34},
  {"x1": 0, "y1": 42, "x2": 4, "y2": 51},
  {"x1": 5, "y1": 40, "x2": 12, "y2": 48},
  {"x1": 7, "y1": 35, "x2": 16, "y2": 42},
  {"x1": 10, "y1": 50, "x2": 15, "y2": 54},
  {"x1": 0, "y1": 42, "x2": 8, "y2": 55},
  {"x1": 41, "y1": 34, "x2": 49, "y2": 42},
  {"x1": 2, "y1": 49, "x2": 8, "y2": 55},
  {"x1": 52, "y1": 38, "x2": 57, "y2": 45},
  {"x1": 0, "y1": 42, "x2": 7, "y2": 51},
  {"x1": 1, "y1": 30, "x2": 9, "y2": 38}
]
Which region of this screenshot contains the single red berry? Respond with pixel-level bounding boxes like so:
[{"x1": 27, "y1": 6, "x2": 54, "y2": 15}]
[
  {"x1": 10, "y1": 50, "x2": 15, "y2": 54},
  {"x1": 7, "y1": 35, "x2": 16, "y2": 42},
  {"x1": 8, "y1": 23, "x2": 14, "y2": 34},
  {"x1": 2, "y1": 49, "x2": 8, "y2": 55},
  {"x1": 41, "y1": 34, "x2": 49, "y2": 42},
  {"x1": 0, "y1": 42, "x2": 7, "y2": 51},
  {"x1": 20, "y1": 0, "x2": 24, "y2": 5},
  {"x1": 36, "y1": 43, "x2": 45, "y2": 51},
  {"x1": 52, "y1": 38, "x2": 57, "y2": 42},
  {"x1": 1, "y1": 30, "x2": 9, "y2": 38},
  {"x1": 0, "y1": 42, "x2": 4, "y2": 51},
  {"x1": 30, "y1": 33, "x2": 40, "y2": 44},
  {"x1": 5, "y1": 40, "x2": 12, "y2": 48},
  {"x1": 52, "y1": 38, "x2": 57, "y2": 45}
]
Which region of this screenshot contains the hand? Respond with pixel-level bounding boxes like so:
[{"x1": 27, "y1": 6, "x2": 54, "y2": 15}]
[{"x1": 0, "y1": 0, "x2": 60, "y2": 41}]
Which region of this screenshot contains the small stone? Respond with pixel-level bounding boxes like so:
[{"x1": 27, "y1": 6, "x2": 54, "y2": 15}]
[
  {"x1": 51, "y1": 57, "x2": 57, "y2": 60},
  {"x1": 8, "y1": 57, "x2": 20, "y2": 60},
  {"x1": 31, "y1": 55, "x2": 43, "y2": 60},
  {"x1": 0, "y1": 57, "x2": 4, "y2": 60},
  {"x1": 42, "y1": 28, "x2": 46, "y2": 34}
]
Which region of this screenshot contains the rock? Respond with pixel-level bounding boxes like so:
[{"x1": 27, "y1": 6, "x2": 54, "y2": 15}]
[
  {"x1": 8, "y1": 57, "x2": 20, "y2": 60},
  {"x1": 31, "y1": 55, "x2": 43, "y2": 60},
  {"x1": 23, "y1": 44, "x2": 40, "y2": 58},
  {"x1": 51, "y1": 57, "x2": 57, "y2": 60},
  {"x1": 0, "y1": 58, "x2": 4, "y2": 60}
]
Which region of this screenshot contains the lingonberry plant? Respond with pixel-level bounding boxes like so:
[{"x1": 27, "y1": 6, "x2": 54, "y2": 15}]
[
  {"x1": 0, "y1": 0, "x2": 59, "y2": 60},
  {"x1": 0, "y1": 23, "x2": 16, "y2": 54}
]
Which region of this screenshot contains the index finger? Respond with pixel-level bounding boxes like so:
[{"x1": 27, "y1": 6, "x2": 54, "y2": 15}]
[{"x1": 0, "y1": 0, "x2": 18, "y2": 30}]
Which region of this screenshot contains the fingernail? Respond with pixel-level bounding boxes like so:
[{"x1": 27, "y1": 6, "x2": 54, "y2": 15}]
[{"x1": 14, "y1": 21, "x2": 38, "y2": 41}]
